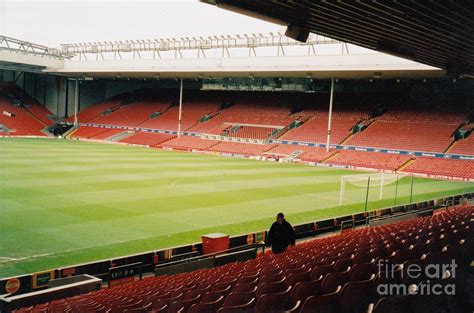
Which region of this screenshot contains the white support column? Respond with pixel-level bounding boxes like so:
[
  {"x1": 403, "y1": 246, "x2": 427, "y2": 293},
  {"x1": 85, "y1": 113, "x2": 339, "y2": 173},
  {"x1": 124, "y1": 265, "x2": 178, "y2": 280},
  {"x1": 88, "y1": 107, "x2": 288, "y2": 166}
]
[
  {"x1": 326, "y1": 77, "x2": 335, "y2": 152},
  {"x1": 177, "y1": 78, "x2": 183, "y2": 138},
  {"x1": 73, "y1": 79, "x2": 79, "y2": 128}
]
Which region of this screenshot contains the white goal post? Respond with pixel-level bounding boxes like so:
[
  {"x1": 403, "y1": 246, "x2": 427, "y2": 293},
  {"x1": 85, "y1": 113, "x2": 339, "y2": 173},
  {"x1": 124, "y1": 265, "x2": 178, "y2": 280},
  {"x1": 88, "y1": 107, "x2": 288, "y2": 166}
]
[{"x1": 339, "y1": 173, "x2": 406, "y2": 206}]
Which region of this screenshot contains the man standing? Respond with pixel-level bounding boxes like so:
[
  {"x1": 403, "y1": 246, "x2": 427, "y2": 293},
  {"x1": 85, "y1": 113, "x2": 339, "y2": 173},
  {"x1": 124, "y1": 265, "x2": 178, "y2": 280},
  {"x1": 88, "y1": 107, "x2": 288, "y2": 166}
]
[{"x1": 266, "y1": 213, "x2": 296, "y2": 254}]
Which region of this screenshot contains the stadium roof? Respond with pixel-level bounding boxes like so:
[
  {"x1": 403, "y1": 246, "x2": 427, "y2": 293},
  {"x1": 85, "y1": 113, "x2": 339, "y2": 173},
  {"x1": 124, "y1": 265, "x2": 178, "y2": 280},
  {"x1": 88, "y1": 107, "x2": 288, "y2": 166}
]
[{"x1": 202, "y1": 0, "x2": 474, "y2": 76}]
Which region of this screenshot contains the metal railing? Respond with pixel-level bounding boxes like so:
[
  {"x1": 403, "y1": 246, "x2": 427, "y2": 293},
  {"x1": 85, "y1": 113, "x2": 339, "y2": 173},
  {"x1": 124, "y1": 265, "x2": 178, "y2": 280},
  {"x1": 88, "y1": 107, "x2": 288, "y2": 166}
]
[{"x1": 0, "y1": 35, "x2": 71, "y2": 59}]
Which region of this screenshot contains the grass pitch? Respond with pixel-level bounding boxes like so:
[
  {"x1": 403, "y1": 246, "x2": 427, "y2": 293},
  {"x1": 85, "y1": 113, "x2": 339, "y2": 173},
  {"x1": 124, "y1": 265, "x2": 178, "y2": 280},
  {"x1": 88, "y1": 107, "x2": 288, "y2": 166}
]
[{"x1": 1, "y1": 138, "x2": 473, "y2": 278}]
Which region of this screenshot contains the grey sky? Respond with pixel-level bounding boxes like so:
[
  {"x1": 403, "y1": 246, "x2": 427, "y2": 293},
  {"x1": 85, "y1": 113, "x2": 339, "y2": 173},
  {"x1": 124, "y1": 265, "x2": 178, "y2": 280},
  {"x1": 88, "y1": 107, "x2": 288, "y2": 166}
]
[{"x1": 0, "y1": 0, "x2": 284, "y2": 47}]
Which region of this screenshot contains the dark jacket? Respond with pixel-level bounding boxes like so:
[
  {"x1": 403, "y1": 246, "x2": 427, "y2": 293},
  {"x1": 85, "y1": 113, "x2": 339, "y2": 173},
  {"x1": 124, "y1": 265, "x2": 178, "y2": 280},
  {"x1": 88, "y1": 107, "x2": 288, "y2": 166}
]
[{"x1": 267, "y1": 220, "x2": 296, "y2": 248}]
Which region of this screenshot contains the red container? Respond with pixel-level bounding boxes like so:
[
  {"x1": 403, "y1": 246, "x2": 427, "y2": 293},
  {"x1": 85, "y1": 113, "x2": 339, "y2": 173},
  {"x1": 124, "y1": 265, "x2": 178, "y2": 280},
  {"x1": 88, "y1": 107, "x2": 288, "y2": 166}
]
[{"x1": 202, "y1": 233, "x2": 229, "y2": 255}]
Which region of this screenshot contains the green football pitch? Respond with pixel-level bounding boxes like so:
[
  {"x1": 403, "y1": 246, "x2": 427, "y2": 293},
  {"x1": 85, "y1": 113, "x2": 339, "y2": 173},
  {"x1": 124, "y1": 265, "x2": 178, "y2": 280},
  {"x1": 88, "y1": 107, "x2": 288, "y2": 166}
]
[{"x1": 1, "y1": 138, "x2": 473, "y2": 278}]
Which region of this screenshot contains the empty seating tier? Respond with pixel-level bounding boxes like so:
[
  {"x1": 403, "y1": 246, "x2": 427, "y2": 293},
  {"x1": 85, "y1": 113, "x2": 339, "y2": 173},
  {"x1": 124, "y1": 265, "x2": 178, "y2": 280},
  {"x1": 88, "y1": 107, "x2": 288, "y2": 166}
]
[
  {"x1": 119, "y1": 132, "x2": 175, "y2": 147},
  {"x1": 67, "y1": 101, "x2": 121, "y2": 123},
  {"x1": 281, "y1": 111, "x2": 366, "y2": 144},
  {"x1": 208, "y1": 141, "x2": 275, "y2": 156},
  {"x1": 449, "y1": 135, "x2": 474, "y2": 155},
  {"x1": 228, "y1": 126, "x2": 277, "y2": 140},
  {"x1": 326, "y1": 150, "x2": 412, "y2": 171},
  {"x1": 93, "y1": 101, "x2": 170, "y2": 127},
  {"x1": 162, "y1": 136, "x2": 219, "y2": 151},
  {"x1": 189, "y1": 101, "x2": 294, "y2": 134},
  {"x1": 16, "y1": 206, "x2": 473, "y2": 313},
  {"x1": 402, "y1": 157, "x2": 474, "y2": 180},
  {"x1": 70, "y1": 126, "x2": 111, "y2": 139},
  {"x1": 266, "y1": 144, "x2": 335, "y2": 163},
  {"x1": 346, "y1": 111, "x2": 465, "y2": 153},
  {"x1": 0, "y1": 96, "x2": 48, "y2": 137}
]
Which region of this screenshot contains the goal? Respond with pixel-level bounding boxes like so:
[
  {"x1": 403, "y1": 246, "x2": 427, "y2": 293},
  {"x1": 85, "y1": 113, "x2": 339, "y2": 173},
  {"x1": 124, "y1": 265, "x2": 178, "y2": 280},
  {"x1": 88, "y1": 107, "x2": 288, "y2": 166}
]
[{"x1": 339, "y1": 173, "x2": 406, "y2": 207}]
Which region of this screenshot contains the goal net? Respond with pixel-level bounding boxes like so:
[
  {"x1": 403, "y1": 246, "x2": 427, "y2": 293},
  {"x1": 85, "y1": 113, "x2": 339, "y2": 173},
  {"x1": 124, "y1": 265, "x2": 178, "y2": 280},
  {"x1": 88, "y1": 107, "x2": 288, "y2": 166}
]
[{"x1": 339, "y1": 173, "x2": 407, "y2": 206}]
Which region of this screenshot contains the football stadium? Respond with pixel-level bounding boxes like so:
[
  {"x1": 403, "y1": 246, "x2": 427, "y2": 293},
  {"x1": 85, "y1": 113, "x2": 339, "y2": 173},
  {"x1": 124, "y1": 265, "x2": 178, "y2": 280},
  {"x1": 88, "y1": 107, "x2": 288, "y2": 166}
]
[{"x1": 0, "y1": 1, "x2": 473, "y2": 312}]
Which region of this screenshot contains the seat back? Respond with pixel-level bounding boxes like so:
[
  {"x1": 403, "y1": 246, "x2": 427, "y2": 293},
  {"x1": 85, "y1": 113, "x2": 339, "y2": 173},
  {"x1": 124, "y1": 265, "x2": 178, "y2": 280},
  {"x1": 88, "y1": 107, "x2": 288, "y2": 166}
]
[
  {"x1": 339, "y1": 278, "x2": 375, "y2": 313},
  {"x1": 349, "y1": 262, "x2": 375, "y2": 281},
  {"x1": 256, "y1": 280, "x2": 287, "y2": 298},
  {"x1": 321, "y1": 270, "x2": 349, "y2": 294},
  {"x1": 291, "y1": 278, "x2": 322, "y2": 304},
  {"x1": 300, "y1": 286, "x2": 341, "y2": 313},
  {"x1": 254, "y1": 286, "x2": 292, "y2": 313},
  {"x1": 217, "y1": 298, "x2": 255, "y2": 313},
  {"x1": 310, "y1": 263, "x2": 334, "y2": 280},
  {"x1": 189, "y1": 295, "x2": 224, "y2": 313},
  {"x1": 334, "y1": 258, "x2": 353, "y2": 272}
]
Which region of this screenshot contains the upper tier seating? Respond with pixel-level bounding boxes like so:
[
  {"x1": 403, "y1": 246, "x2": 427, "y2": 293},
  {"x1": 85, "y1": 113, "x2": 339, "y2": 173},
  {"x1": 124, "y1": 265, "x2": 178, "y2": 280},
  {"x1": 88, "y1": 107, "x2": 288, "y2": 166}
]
[
  {"x1": 326, "y1": 150, "x2": 412, "y2": 171},
  {"x1": 0, "y1": 96, "x2": 47, "y2": 136},
  {"x1": 346, "y1": 111, "x2": 465, "y2": 153},
  {"x1": 402, "y1": 157, "x2": 474, "y2": 179},
  {"x1": 139, "y1": 103, "x2": 220, "y2": 131},
  {"x1": 162, "y1": 136, "x2": 219, "y2": 151},
  {"x1": 68, "y1": 100, "x2": 121, "y2": 123},
  {"x1": 266, "y1": 144, "x2": 335, "y2": 163},
  {"x1": 189, "y1": 101, "x2": 295, "y2": 134},
  {"x1": 449, "y1": 135, "x2": 474, "y2": 155},
  {"x1": 92, "y1": 100, "x2": 170, "y2": 127},
  {"x1": 16, "y1": 206, "x2": 473, "y2": 313},
  {"x1": 208, "y1": 141, "x2": 276, "y2": 156},
  {"x1": 119, "y1": 132, "x2": 175, "y2": 147},
  {"x1": 281, "y1": 111, "x2": 366, "y2": 144}
]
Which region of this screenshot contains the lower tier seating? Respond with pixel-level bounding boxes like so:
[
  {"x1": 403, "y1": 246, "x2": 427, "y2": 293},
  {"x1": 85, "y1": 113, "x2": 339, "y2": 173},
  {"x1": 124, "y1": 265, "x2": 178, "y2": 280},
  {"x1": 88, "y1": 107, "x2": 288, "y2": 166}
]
[
  {"x1": 402, "y1": 157, "x2": 474, "y2": 180},
  {"x1": 15, "y1": 206, "x2": 473, "y2": 313},
  {"x1": 119, "y1": 132, "x2": 175, "y2": 147},
  {"x1": 90, "y1": 129, "x2": 127, "y2": 140},
  {"x1": 162, "y1": 137, "x2": 219, "y2": 151},
  {"x1": 266, "y1": 144, "x2": 335, "y2": 163},
  {"x1": 326, "y1": 150, "x2": 412, "y2": 171},
  {"x1": 208, "y1": 141, "x2": 275, "y2": 156},
  {"x1": 70, "y1": 126, "x2": 111, "y2": 139}
]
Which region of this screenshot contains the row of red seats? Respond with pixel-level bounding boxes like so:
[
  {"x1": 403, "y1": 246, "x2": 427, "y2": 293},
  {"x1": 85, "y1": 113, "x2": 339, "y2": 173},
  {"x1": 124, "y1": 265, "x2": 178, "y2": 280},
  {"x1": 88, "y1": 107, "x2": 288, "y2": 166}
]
[
  {"x1": 327, "y1": 150, "x2": 413, "y2": 171},
  {"x1": 119, "y1": 132, "x2": 176, "y2": 147},
  {"x1": 15, "y1": 206, "x2": 473, "y2": 313},
  {"x1": 70, "y1": 126, "x2": 113, "y2": 139},
  {"x1": 93, "y1": 101, "x2": 170, "y2": 127},
  {"x1": 68, "y1": 100, "x2": 121, "y2": 124},
  {"x1": 346, "y1": 114, "x2": 461, "y2": 152},
  {"x1": 449, "y1": 135, "x2": 474, "y2": 155},
  {"x1": 138, "y1": 103, "x2": 219, "y2": 132},
  {"x1": 228, "y1": 126, "x2": 277, "y2": 140},
  {"x1": 0, "y1": 96, "x2": 48, "y2": 137},
  {"x1": 402, "y1": 157, "x2": 474, "y2": 179},
  {"x1": 265, "y1": 145, "x2": 334, "y2": 163},
  {"x1": 189, "y1": 102, "x2": 295, "y2": 134},
  {"x1": 162, "y1": 136, "x2": 219, "y2": 151},
  {"x1": 377, "y1": 111, "x2": 465, "y2": 123},
  {"x1": 208, "y1": 141, "x2": 276, "y2": 156},
  {"x1": 281, "y1": 111, "x2": 366, "y2": 145}
]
